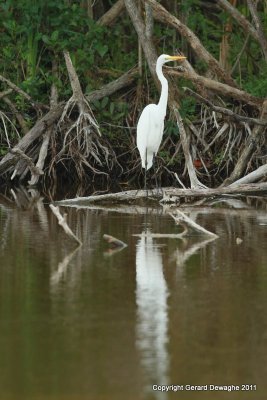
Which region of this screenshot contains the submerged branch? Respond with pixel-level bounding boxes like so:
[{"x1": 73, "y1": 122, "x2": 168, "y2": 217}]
[
  {"x1": 169, "y1": 210, "x2": 218, "y2": 238},
  {"x1": 49, "y1": 204, "x2": 82, "y2": 245}
]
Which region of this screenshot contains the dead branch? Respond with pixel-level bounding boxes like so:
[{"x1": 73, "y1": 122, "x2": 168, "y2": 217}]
[
  {"x1": 0, "y1": 103, "x2": 64, "y2": 175},
  {"x1": 49, "y1": 204, "x2": 82, "y2": 245},
  {"x1": 9, "y1": 148, "x2": 43, "y2": 179},
  {"x1": 56, "y1": 188, "x2": 163, "y2": 204},
  {"x1": 229, "y1": 164, "x2": 267, "y2": 186},
  {"x1": 56, "y1": 183, "x2": 267, "y2": 206},
  {"x1": 61, "y1": 51, "x2": 100, "y2": 135},
  {"x1": 183, "y1": 87, "x2": 267, "y2": 125},
  {"x1": 162, "y1": 183, "x2": 267, "y2": 200},
  {"x1": 28, "y1": 130, "x2": 51, "y2": 185},
  {"x1": 169, "y1": 210, "x2": 218, "y2": 238},
  {"x1": 29, "y1": 61, "x2": 59, "y2": 185},
  {"x1": 86, "y1": 67, "x2": 138, "y2": 102},
  {"x1": 103, "y1": 234, "x2": 127, "y2": 248},
  {"x1": 247, "y1": 0, "x2": 267, "y2": 61},
  {"x1": 223, "y1": 99, "x2": 267, "y2": 185},
  {"x1": 173, "y1": 108, "x2": 207, "y2": 189},
  {"x1": 168, "y1": 67, "x2": 263, "y2": 108},
  {"x1": 0, "y1": 73, "x2": 48, "y2": 111},
  {"x1": 2, "y1": 96, "x2": 28, "y2": 135},
  {"x1": 0, "y1": 89, "x2": 13, "y2": 99}
]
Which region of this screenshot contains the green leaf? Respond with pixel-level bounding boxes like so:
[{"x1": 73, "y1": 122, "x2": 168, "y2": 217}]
[
  {"x1": 101, "y1": 97, "x2": 109, "y2": 108},
  {"x1": 42, "y1": 35, "x2": 50, "y2": 45},
  {"x1": 51, "y1": 30, "x2": 59, "y2": 41},
  {"x1": 95, "y1": 44, "x2": 108, "y2": 58}
]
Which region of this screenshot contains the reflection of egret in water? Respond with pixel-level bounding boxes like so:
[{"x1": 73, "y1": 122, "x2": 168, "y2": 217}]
[{"x1": 136, "y1": 231, "x2": 169, "y2": 399}]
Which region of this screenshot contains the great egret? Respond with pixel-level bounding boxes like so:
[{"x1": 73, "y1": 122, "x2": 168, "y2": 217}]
[{"x1": 137, "y1": 54, "x2": 186, "y2": 186}]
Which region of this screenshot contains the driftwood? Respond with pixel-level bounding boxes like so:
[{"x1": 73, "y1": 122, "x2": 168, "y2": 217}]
[
  {"x1": 49, "y1": 204, "x2": 82, "y2": 245},
  {"x1": 56, "y1": 182, "x2": 267, "y2": 206},
  {"x1": 169, "y1": 211, "x2": 218, "y2": 238},
  {"x1": 103, "y1": 234, "x2": 127, "y2": 248},
  {"x1": 162, "y1": 183, "x2": 267, "y2": 200},
  {"x1": 229, "y1": 164, "x2": 267, "y2": 186}
]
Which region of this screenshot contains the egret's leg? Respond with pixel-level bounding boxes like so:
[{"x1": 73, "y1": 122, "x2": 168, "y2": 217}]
[
  {"x1": 144, "y1": 149, "x2": 147, "y2": 192},
  {"x1": 153, "y1": 153, "x2": 163, "y2": 195},
  {"x1": 153, "y1": 152, "x2": 159, "y2": 190}
]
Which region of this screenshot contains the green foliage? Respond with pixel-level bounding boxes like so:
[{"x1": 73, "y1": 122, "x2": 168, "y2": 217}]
[
  {"x1": 0, "y1": 0, "x2": 267, "y2": 141},
  {"x1": 243, "y1": 65, "x2": 267, "y2": 97},
  {"x1": 0, "y1": 0, "x2": 108, "y2": 104}
]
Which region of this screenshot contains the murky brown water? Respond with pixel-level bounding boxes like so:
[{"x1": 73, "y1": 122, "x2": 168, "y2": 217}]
[{"x1": 1, "y1": 191, "x2": 267, "y2": 400}]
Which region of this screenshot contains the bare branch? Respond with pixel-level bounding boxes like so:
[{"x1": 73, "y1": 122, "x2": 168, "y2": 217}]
[
  {"x1": 223, "y1": 99, "x2": 267, "y2": 185},
  {"x1": 183, "y1": 87, "x2": 267, "y2": 125},
  {"x1": 9, "y1": 148, "x2": 44, "y2": 178},
  {"x1": 0, "y1": 73, "x2": 48, "y2": 111},
  {"x1": 229, "y1": 164, "x2": 267, "y2": 186},
  {"x1": 168, "y1": 67, "x2": 263, "y2": 108},
  {"x1": 247, "y1": 0, "x2": 267, "y2": 60},
  {"x1": 86, "y1": 67, "x2": 138, "y2": 102}
]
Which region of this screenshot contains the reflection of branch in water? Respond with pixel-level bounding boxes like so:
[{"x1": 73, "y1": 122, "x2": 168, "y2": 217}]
[
  {"x1": 136, "y1": 231, "x2": 169, "y2": 400},
  {"x1": 172, "y1": 237, "x2": 217, "y2": 269},
  {"x1": 0, "y1": 206, "x2": 10, "y2": 250},
  {"x1": 103, "y1": 235, "x2": 127, "y2": 257},
  {"x1": 50, "y1": 246, "x2": 81, "y2": 285}
]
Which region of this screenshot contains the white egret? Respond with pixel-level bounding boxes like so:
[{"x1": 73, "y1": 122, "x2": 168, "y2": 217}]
[{"x1": 137, "y1": 54, "x2": 186, "y2": 187}]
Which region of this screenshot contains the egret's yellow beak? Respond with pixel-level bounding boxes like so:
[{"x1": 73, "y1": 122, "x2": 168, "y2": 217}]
[{"x1": 167, "y1": 55, "x2": 186, "y2": 61}]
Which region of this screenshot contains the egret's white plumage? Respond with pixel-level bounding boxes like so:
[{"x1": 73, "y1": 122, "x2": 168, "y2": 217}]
[{"x1": 137, "y1": 54, "x2": 186, "y2": 171}]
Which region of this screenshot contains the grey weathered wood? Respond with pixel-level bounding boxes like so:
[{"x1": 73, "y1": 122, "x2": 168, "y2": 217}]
[{"x1": 56, "y1": 183, "x2": 267, "y2": 205}]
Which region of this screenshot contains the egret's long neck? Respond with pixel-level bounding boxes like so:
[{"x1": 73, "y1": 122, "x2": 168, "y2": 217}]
[{"x1": 156, "y1": 61, "x2": 168, "y2": 116}]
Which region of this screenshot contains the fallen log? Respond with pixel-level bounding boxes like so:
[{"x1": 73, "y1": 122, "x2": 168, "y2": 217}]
[
  {"x1": 162, "y1": 183, "x2": 267, "y2": 201},
  {"x1": 56, "y1": 183, "x2": 267, "y2": 206}
]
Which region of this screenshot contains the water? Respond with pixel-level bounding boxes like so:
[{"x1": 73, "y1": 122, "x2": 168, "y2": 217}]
[{"x1": 0, "y1": 192, "x2": 267, "y2": 400}]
